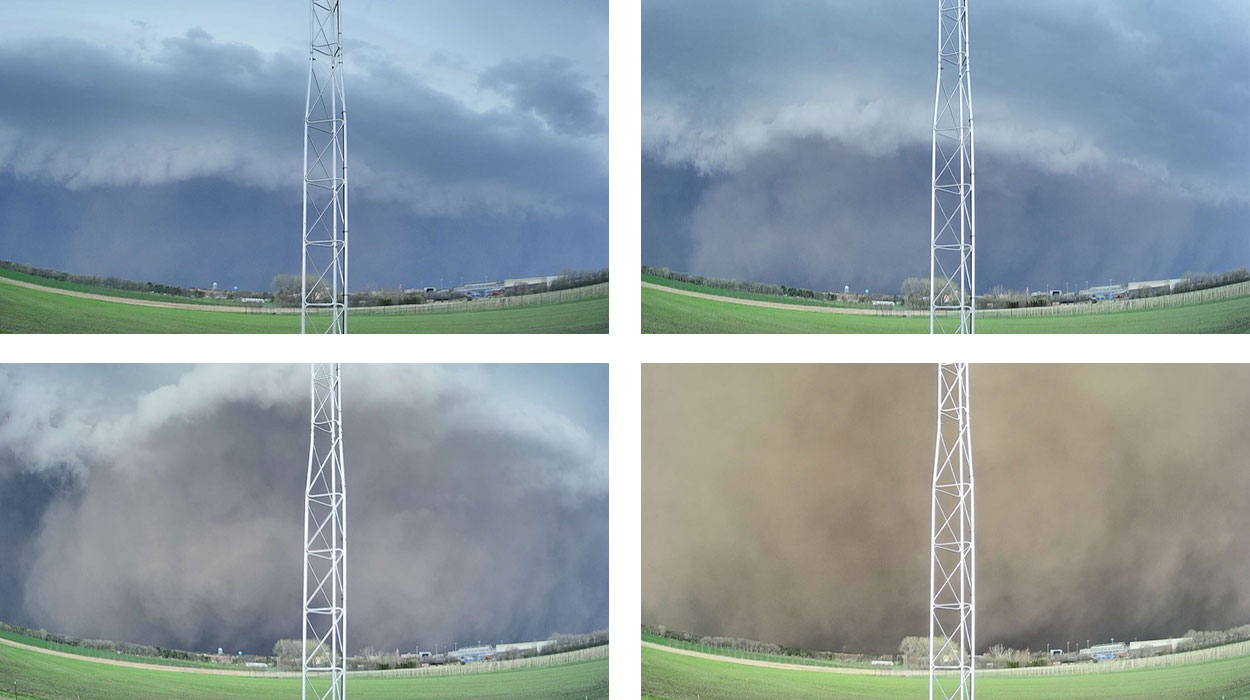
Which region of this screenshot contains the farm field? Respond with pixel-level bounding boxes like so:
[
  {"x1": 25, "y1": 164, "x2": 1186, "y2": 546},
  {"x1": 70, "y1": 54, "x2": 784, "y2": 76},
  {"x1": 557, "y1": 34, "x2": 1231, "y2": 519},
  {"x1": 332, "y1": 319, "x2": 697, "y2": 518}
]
[
  {"x1": 0, "y1": 639, "x2": 608, "y2": 700},
  {"x1": 641, "y1": 285, "x2": 1250, "y2": 334},
  {"x1": 0, "y1": 279, "x2": 609, "y2": 333},
  {"x1": 641, "y1": 644, "x2": 1250, "y2": 700}
]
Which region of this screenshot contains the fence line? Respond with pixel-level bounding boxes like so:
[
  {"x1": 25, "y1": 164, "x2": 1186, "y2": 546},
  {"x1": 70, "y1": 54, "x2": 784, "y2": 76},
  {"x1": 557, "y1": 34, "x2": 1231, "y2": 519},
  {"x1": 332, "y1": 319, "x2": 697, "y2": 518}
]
[
  {"x1": 324, "y1": 282, "x2": 610, "y2": 316},
  {"x1": 251, "y1": 644, "x2": 609, "y2": 678},
  {"x1": 877, "y1": 281, "x2": 1250, "y2": 318},
  {"x1": 890, "y1": 641, "x2": 1250, "y2": 678},
  {"x1": 647, "y1": 635, "x2": 1250, "y2": 679},
  {"x1": 645, "y1": 637, "x2": 872, "y2": 669},
  {"x1": 968, "y1": 640, "x2": 1250, "y2": 678}
]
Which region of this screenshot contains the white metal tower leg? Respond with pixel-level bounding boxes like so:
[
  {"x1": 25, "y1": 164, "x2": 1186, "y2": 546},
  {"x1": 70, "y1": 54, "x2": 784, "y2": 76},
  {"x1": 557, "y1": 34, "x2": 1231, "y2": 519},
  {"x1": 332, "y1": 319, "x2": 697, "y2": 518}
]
[
  {"x1": 303, "y1": 0, "x2": 349, "y2": 335},
  {"x1": 304, "y1": 363, "x2": 347, "y2": 700},
  {"x1": 930, "y1": 363, "x2": 975, "y2": 700},
  {"x1": 302, "y1": 1, "x2": 348, "y2": 698},
  {"x1": 930, "y1": 0, "x2": 975, "y2": 334},
  {"x1": 929, "y1": 2, "x2": 976, "y2": 695}
]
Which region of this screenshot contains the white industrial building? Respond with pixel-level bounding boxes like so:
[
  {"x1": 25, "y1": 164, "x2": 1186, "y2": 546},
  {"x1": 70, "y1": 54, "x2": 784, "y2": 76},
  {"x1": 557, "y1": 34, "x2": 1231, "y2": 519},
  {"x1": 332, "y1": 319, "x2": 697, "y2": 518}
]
[
  {"x1": 495, "y1": 640, "x2": 557, "y2": 654},
  {"x1": 504, "y1": 275, "x2": 564, "y2": 288}
]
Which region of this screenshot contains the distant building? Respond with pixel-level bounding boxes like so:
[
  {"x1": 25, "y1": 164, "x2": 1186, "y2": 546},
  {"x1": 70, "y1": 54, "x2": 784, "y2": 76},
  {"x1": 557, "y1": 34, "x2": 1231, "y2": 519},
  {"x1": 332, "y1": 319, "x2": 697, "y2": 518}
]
[
  {"x1": 1129, "y1": 638, "x2": 1190, "y2": 655},
  {"x1": 504, "y1": 275, "x2": 563, "y2": 288},
  {"x1": 449, "y1": 645, "x2": 494, "y2": 663},
  {"x1": 1080, "y1": 284, "x2": 1127, "y2": 301},
  {"x1": 495, "y1": 640, "x2": 556, "y2": 655},
  {"x1": 1081, "y1": 642, "x2": 1128, "y2": 661},
  {"x1": 453, "y1": 281, "x2": 505, "y2": 298},
  {"x1": 1127, "y1": 279, "x2": 1187, "y2": 293}
]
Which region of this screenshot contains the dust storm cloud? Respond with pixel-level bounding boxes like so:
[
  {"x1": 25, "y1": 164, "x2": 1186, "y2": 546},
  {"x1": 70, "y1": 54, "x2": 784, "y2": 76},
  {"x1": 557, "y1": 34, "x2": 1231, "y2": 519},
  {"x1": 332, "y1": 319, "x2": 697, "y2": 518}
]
[
  {"x1": 0, "y1": 364, "x2": 607, "y2": 654},
  {"x1": 642, "y1": 364, "x2": 1250, "y2": 653}
]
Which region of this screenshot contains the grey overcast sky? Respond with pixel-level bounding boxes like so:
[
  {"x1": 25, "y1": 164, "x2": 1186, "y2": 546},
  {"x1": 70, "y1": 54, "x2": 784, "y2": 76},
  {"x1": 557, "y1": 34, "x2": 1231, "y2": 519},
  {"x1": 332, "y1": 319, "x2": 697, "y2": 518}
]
[
  {"x1": 642, "y1": 0, "x2": 1250, "y2": 293},
  {"x1": 0, "y1": 364, "x2": 608, "y2": 655},
  {"x1": 643, "y1": 364, "x2": 1250, "y2": 654},
  {"x1": 0, "y1": 1, "x2": 606, "y2": 290}
]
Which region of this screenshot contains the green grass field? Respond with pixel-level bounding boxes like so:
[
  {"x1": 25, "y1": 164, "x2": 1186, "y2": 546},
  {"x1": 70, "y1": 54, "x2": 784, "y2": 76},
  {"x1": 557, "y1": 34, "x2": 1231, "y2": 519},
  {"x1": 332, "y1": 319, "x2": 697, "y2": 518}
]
[
  {"x1": 0, "y1": 267, "x2": 246, "y2": 307},
  {"x1": 641, "y1": 274, "x2": 869, "y2": 309},
  {"x1": 641, "y1": 645, "x2": 1250, "y2": 700},
  {"x1": 641, "y1": 285, "x2": 1250, "y2": 334},
  {"x1": 0, "y1": 641, "x2": 608, "y2": 700},
  {"x1": 0, "y1": 629, "x2": 228, "y2": 671},
  {"x1": 640, "y1": 633, "x2": 870, "y2": 669},
  {"x1": 0, "y1": 280, "x2": 609, "y2": 333}
]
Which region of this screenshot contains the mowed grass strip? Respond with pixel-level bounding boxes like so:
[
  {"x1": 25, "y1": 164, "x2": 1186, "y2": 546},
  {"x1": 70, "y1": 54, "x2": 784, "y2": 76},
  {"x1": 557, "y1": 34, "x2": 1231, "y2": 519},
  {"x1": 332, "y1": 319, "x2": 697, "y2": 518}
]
[
  {"x1": 641, "y1": 286, "x2": 1250, "y2": 334},
  {"x1": 0, "y1": 642, "x2": 608, "y2": 700},
  {"x1": 642, "y1": 274, "x2": 869, "y2": 309},
  {"x1": 0, "y1": 629, "x2": 226, "y2": 671},
  {"x1": 641, "y1": 633, "x2": 867, "y2": 669},
  {"x1": 641, "y1": 645, "x2": 1250, "y2": 700},
  {"x1": 0, "y1": 281, "x2": 608, "y2": 333},
  {"x1": 0, "y1": 267, "x2": 244, "y2": 306}
]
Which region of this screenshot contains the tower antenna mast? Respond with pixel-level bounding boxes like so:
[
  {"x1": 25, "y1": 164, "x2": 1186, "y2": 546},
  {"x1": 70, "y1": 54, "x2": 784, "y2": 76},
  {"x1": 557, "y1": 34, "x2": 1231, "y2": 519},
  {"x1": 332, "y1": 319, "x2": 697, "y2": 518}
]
[
  {"x1": 301, "y1": 1, "x2": 348, "y2": 699},
  {"x1": 929, "y1": 2, "x2": 975, "y2": 700}
]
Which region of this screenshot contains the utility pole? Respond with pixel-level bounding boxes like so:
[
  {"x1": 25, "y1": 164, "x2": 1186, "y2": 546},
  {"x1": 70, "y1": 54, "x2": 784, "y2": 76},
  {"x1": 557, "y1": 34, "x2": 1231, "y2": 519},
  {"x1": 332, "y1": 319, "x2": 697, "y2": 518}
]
[
  {"x1": 929, "y1": 3, "x2": 976, "y2": 700},
  {"x1": 301, "y1": 1, "x2": 349, "y2": 699}
]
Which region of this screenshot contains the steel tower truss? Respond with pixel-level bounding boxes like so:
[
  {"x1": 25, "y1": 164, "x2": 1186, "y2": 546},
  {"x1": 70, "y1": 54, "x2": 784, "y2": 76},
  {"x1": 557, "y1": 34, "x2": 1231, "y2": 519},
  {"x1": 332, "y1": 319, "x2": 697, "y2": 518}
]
[
  {"x1": 303, "y1": 363, "x2": 347, "y2": 700},
  {"x1": 302, "y1": 2, "x2": 348, "y2": 700},
  {"x1": 929, "y1": 5, "x2": 977, "y2": 696},
  {"x1": 302, "y1": 0, "x2": 349, "y2": 335},
  {"x1": 929, "y1": 364, "x2": 975, "y2": 700},
  {"x1": 930, "y1": 0, "x2": 976, "y2": 334}
]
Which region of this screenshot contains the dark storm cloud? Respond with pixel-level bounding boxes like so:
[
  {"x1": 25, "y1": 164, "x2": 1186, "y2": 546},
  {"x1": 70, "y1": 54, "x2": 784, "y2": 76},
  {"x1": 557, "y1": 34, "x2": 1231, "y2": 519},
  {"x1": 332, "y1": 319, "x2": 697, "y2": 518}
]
[
  {"x1": 480, "y1": 57, "x2": 607, "y2": 137},
  {"x1": 649, "y1": 139, "x2": 1247, "y2": 293},
  {"x1": 642, "y1": 0, "x2": 1249, "y2": 288},
  {"x1": 0, "y1": 10, "x2": 606, "y2": 287},
  {"x1": 642, "y1": 365, "x2": 1250, "y2": 654},
  {"x1": 0, "y1": 365, "x2": 607, "y2": 654}
]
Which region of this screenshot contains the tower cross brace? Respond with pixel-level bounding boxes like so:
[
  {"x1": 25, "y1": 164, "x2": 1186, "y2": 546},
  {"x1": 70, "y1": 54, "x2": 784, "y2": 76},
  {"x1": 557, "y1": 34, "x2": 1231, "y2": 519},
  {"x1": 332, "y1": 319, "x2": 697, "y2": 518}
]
[
  {"x1": 301, "y1": 2, "x2": 348, "y2": 699},
  {"x1": 929, "y1": 3, "x2": 976, "y2": 699}
]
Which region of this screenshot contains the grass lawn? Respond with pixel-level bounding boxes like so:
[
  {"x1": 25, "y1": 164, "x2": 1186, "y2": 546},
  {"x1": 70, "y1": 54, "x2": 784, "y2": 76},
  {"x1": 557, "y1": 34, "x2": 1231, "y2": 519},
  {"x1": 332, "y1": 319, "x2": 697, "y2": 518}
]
[
  {"x1": 642, "y1": 274, "x2": 870, "y2": 309},
  {"x1": 0, "y1": 629, "x2": 227, "y2": 671},
  {"x1": 640, "y1": 633, "x2": 869, "y2": 669},
  {"x1": 0, "y1": 281, "x2": 608, "y2": 333},
  {"x1": 0, "y1": 267, "x2": 245, "y2": 306},
  {"x1": 641, "y1": 645, "x2": 1250, "y2": 700},
  {"x1": 0, "y1": 641, "x2": 608, "y2": 700},
  {"x1": 641, "y1": 286, "x2": 1250, "y2": 334}
]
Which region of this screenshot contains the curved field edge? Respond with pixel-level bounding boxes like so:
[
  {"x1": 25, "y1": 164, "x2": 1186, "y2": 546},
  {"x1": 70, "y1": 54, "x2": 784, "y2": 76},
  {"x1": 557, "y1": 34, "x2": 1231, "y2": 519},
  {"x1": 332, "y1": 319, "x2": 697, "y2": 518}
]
[
  {"x1": 641, "y1": 644, "x2": 1250, "y2": 700},
  {"x1": 0, "y1": 267, "x2": 247, "y2": 306},
  {"x1": 0, "y1": 282, "x2": 608, "y2": 333},
  {"x1": 0, "y1": 641, "x2": 608, "y2": 700},
  {"x1": 641, "y1": 286, "x2": 1250, "y2": 334},
  {"x1": 641, "y1": 633, "x2": 871, "y2": 669},
  {"x1": 0, "y1": 630, "x2": 237, "y2": 671}
]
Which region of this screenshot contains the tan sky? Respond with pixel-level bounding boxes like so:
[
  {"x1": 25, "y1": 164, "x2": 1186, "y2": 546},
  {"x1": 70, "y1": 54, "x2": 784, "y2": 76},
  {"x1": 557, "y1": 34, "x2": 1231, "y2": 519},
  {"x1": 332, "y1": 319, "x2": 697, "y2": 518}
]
[{"x1": 642, "y1": 364, "x2": 1250, "y2": 654}]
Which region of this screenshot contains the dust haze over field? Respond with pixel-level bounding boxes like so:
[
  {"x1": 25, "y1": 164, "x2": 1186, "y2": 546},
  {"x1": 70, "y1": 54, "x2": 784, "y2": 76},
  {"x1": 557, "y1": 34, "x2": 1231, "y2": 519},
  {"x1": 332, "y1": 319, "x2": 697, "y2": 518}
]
[
  {"x1": 0, "y1": 364, "x2": 608, "y2": 654},
  {"x1": 642, "y1": 364, "x2": 1250, "y2": 653}
]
